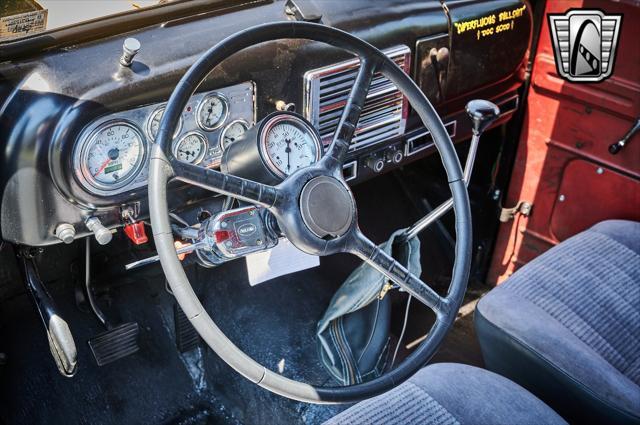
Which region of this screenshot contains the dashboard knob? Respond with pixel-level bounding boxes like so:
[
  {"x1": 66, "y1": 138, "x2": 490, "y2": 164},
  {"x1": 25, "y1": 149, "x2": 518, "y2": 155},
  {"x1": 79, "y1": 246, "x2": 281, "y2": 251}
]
[
  {"x1": 385, "y1": 148, "x2": 403, "y2": 164},
  {"x1": 54, "y1": 223, "x2": 76, "y2": 244},
  {"x1": 365, "y1": 156, "x2": 385, "y2": 173},
  {"x1": 465, "y1": 99, "x2": 500, "y2": 135},
  {"x1": 85, "y1": 217, "x2": 113, "y2": 245},
  {"x1": 120, "y1": 38, "x2": 141, "y2": 67}
]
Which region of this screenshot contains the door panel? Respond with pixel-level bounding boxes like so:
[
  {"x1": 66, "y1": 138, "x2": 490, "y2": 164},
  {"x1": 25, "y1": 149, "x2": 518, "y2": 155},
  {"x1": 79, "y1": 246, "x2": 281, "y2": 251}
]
[{"x1": 488, "y1": 0, "x2": 640, "y2": 284}]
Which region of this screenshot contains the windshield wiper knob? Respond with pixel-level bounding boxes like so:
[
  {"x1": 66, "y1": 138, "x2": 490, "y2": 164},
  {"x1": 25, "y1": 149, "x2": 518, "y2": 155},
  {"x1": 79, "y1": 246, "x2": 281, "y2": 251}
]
[
  {"x1": 466, "y1": 99, "x2": 500, "y2": 135},
  {"x1": 120, "y1": 37, "x2": 141, "y2": 67}
]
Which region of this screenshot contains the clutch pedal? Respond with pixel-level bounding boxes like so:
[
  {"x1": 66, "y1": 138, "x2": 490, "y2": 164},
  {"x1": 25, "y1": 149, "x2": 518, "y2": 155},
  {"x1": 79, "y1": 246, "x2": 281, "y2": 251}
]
[
  {"x1": 174, "y1": 303, "x2": 200, "y2": 353},
  {"x1": 84, "y1": 239, "x2": 140, "y2": 366}
]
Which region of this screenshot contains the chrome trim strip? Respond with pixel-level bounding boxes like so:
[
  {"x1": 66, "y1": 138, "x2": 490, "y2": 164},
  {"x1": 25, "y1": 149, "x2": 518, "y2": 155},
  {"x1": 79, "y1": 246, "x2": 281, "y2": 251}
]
[
  {"x1": 404, "y1": 121, "x2": 457, "y2": 157},
  {"x1": 343, "y1": 161, "x2": 358, "y2": 182}
]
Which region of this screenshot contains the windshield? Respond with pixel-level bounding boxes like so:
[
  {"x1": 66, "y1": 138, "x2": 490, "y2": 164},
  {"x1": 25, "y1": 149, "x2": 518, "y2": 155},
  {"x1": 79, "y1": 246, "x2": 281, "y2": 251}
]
[{"x1": 1, "y1": 0, "x2": 174, "y2": 42}]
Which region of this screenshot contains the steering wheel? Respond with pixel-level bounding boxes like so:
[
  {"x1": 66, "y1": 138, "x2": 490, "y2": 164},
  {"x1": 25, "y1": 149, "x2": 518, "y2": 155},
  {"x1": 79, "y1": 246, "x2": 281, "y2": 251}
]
[{"x1": 149, "y1": 21, "x2": 471, "y2": 403}]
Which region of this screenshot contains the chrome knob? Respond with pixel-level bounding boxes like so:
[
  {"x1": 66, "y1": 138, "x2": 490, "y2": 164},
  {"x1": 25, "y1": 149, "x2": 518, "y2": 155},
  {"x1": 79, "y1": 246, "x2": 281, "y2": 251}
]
[
  {"x1": 465, "y1": 99, "x2": 500, "y2": 135},
  {"x1": 85, "y1": 217, "x2": 112, "y2": 245},
  {"x1": 119, "y1": 37, "x2": 140, "y2": 67},
  {"x1": 54, "y1": 223, "x2": 76, "y2": 244}
]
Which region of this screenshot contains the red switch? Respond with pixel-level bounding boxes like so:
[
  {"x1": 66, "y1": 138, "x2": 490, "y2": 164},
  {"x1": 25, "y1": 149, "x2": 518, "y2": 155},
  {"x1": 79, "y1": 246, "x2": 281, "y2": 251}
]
[{"x1": 124, "y1": 222, "x2": 148, "y2": 245}]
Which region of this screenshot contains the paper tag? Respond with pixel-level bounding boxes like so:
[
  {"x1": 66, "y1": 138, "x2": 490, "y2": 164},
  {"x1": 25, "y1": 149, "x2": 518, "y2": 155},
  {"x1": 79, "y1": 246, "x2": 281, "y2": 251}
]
[{"x1": 246, "y1": 238, "x2": 319, "y2": 286}]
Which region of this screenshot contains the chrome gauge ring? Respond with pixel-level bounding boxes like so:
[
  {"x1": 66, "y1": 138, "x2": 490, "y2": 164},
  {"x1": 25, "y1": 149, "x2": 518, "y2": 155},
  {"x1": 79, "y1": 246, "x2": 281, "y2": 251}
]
[
  {"x1": 258, "y1": 113, "x2": 322, "y2": 178},
  {"x1": 74, "y1": 120, "x2": 146, "y2": 193}
]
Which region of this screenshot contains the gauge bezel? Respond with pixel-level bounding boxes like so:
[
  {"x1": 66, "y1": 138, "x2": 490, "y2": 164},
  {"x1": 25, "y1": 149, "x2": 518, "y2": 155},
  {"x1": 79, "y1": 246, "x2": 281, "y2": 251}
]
[
  {"x1": 74, "y1": 120, "x2": 147, "y2": 194},
  {"x1": 146, "y1": 106, "x2": 183, "y2": 142},
  {"x1": 220, "y1": 119, "x2": 250, "y2": 150},
  {"x1": 173, "y1": 131, "x2": 208, "y2": 165},
  {"x1": 258, "y1": 113, "x2": 323, "y2": 178},
  {"x1": 196, "y1": 92, "x2": 229, "y2": 131}
]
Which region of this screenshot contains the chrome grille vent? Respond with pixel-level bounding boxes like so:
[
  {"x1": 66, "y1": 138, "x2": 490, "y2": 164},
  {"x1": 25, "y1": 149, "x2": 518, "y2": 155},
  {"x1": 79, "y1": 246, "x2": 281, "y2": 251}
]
[{"x1": 303, "y1": 45, "x2": 411, "y2": 150}]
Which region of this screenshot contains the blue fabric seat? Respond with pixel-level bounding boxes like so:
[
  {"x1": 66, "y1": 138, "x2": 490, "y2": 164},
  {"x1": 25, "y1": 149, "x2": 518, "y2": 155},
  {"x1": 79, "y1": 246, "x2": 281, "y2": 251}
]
[
  {"x1": 475, "y1": 220, "x2": 640, "y2": 425},
  {"x1": 325, "y1": 363, "x2": 566, "y2": 425}
]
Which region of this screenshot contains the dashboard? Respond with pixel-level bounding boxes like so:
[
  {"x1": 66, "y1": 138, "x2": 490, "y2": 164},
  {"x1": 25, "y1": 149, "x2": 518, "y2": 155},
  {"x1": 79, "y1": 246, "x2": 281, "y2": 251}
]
[{"x1": 0, "y1": 0, "x2": 533, "y2": 246}]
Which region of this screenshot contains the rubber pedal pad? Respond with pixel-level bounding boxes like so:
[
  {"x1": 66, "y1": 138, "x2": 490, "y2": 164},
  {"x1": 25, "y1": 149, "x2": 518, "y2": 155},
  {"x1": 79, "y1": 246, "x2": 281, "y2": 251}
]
[
  {"x1": 174, "y1": 304, "x2": 200, "y2": 353},
  {"x1": 88, "y1": 322, "x2": 140, "y2": 366}
]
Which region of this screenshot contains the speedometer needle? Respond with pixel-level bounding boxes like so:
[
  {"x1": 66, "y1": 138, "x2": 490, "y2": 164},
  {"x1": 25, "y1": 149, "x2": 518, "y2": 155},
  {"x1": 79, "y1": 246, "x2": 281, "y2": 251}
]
[{"x1": 93, "y1": 158, "x2": 111, "y2": 177}]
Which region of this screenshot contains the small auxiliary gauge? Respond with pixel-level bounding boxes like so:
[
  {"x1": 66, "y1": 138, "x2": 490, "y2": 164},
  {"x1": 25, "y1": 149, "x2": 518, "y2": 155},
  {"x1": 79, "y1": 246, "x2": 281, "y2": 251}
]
[
  {"x1": 174, "y1": 132, "x2": 208, "y2": 164},
  {"x1": 146, "y1": 106, "x2": 183, "y2": 141},
  {"x1": 220, "y1": 119, "x2": 249, "y2": 149},
  {"x1": 259, "y1": 113, "x2": 322, "y2": 178},
  {"x1": 197, "y1": 93, "x2": 229, "y2": 131},
  {"x1": 221, "y1": 112, "x2": 322, "y2": 184}
]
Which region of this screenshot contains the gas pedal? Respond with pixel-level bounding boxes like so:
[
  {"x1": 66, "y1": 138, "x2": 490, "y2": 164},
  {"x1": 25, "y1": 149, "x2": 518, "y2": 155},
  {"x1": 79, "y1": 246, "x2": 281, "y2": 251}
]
[
  {"x1": 174, "y1": 304, "x2": 200, "y2": 353},
  {"x1": 88, "y1": 322, "x2": 140, "y2": 366}
]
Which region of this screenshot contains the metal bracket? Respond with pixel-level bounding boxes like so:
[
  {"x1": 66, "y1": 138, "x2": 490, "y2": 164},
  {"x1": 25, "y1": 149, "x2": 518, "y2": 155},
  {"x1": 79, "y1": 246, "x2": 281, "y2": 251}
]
[{"x1": 499, "y1": 201, "x2": 533, "y2": 223}]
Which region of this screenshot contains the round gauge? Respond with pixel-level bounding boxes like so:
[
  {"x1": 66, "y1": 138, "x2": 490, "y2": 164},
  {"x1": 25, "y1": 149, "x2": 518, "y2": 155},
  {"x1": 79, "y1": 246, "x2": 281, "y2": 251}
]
[
  {"x1": 174, "y1": 132, "x2": 208, "y2": 164},
  {"x1": 220, "y1": 120, "x2": 249, "y2": 149},
  {"x1": 146, "y1": 106, "x2": 183, "y2": 141},
  {"x1": 197, "y1": 93, "x2": 228, "y2": 131},
  {"x1": 78, "y1": 121, "x2": 146, "y2": 191},
  {"x1": 259, "y1": 114, "x2": 322, "y2": 178}
]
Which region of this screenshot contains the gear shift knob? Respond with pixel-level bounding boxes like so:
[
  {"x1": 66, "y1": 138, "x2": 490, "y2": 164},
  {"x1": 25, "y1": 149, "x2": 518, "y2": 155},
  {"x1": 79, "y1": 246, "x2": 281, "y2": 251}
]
[{"x1": 465, "y1": 99, "x2": 500, "y2": 135}]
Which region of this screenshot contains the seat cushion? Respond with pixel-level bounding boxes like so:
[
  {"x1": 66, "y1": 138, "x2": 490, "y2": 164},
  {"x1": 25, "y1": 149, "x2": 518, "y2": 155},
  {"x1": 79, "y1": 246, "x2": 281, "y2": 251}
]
[
  {"x1": 325, "y1": 363, "x2": 566, "y2": 425},
  {"x1": 476, "y1": 220, "x2": 640, "y2": 425}
]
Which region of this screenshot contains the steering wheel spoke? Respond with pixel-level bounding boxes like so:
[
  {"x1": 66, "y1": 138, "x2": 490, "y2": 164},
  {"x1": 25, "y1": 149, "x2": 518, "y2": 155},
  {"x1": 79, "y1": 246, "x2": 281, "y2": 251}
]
[
  {"x1": 171, "y1": 159, "x2": 280, "y2": 208},
  {"x1": 324, "y1": 57, "x2": 378, "y2": 170},
  {"x1": 350, "y1": 230, "x2": 447, "y2": 315}
]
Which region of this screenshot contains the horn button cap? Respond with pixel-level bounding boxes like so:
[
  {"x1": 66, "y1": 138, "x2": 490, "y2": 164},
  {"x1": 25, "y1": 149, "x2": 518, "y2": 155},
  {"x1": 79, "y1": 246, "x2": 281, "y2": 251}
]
[{"x1": 299, "y1": 176, "x2": 354, "y2": 238}]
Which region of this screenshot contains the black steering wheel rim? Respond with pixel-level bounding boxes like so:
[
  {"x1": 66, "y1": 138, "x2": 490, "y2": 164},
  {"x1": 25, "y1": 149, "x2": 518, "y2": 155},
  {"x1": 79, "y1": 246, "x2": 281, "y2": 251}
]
[{"x1": 148, "y1": 21, "x2": 472, "y2": 403}]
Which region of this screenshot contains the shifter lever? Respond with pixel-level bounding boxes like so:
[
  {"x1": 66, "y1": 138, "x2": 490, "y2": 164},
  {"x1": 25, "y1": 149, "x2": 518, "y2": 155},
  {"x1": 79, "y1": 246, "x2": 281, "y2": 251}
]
[{"x1": 400, "y1": 99, "x2": 500, "y2": 241}]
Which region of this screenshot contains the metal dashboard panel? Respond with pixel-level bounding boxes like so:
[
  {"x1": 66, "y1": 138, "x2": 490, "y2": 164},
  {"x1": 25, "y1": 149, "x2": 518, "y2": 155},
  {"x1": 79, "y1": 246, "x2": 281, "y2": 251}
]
[{"x1": 72, "y1": 81, "x2": 255, "y2": 196}]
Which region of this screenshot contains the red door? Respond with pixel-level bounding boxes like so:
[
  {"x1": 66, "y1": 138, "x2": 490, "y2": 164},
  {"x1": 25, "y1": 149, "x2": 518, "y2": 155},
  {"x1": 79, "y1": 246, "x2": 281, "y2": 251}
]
[{"x1": 488, "y1": 0, "x2": 640, "y2": 284}]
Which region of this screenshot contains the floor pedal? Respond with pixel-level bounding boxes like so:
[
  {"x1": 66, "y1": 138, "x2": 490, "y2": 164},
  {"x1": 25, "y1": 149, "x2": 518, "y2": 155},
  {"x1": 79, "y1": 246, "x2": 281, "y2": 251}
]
[
  {"x1": 174, "y1": 304, "x2": 200, "y2": 353},
  {"x1": 88, "y1": 322, "x2": 140, "y2": 366}
]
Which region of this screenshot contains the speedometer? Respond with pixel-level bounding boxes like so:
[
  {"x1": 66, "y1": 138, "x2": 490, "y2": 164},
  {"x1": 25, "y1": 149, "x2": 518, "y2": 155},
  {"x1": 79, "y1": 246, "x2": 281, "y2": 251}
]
[
  {"x1": 259, "y1": 113, "x2": 322, "y2": 178},
  {"x1": 77, "y1": 121, "x2": 146, "y2": 191}
]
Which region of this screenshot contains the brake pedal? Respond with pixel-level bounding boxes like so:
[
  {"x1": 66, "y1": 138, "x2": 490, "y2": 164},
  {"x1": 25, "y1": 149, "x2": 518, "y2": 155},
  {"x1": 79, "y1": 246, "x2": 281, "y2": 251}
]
[
  {"x1": 174, "y1": 303, "x2": 200, "y2": 353},
  {"x1": 89, "y1": 322, "x2": 140, "y2": 366}
]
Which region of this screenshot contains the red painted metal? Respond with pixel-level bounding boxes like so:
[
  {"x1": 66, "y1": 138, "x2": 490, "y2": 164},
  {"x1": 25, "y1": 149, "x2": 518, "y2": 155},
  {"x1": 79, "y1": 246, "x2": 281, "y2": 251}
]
[{"x1": 487, "y1": 0, "x2": 640, "y2": 284}]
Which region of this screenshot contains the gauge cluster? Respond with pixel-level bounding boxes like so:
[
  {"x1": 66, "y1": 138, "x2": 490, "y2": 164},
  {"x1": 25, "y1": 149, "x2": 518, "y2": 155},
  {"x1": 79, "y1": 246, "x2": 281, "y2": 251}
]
[{"x1": 73, "y1": 81, "x2": 255, "y2": 196}]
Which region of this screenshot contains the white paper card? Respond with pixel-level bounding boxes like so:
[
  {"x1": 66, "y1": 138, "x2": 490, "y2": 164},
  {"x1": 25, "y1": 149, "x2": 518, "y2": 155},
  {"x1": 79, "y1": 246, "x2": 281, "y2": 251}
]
[{"x1": 246, "y1": 238, "x2": 320, "y2": 286}]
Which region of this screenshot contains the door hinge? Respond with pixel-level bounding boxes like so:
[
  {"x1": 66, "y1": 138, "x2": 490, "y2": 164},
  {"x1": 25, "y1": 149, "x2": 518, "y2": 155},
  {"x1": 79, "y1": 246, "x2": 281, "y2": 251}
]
[{"x1": 499, "y1": 201, "x2": 533, "y2": 223}]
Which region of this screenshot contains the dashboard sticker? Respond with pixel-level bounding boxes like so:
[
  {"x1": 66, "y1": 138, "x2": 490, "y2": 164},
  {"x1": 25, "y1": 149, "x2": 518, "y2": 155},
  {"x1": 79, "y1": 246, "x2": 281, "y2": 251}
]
[{"x1": 454, "y1": 5, "x2": 527, "y2": 41}]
